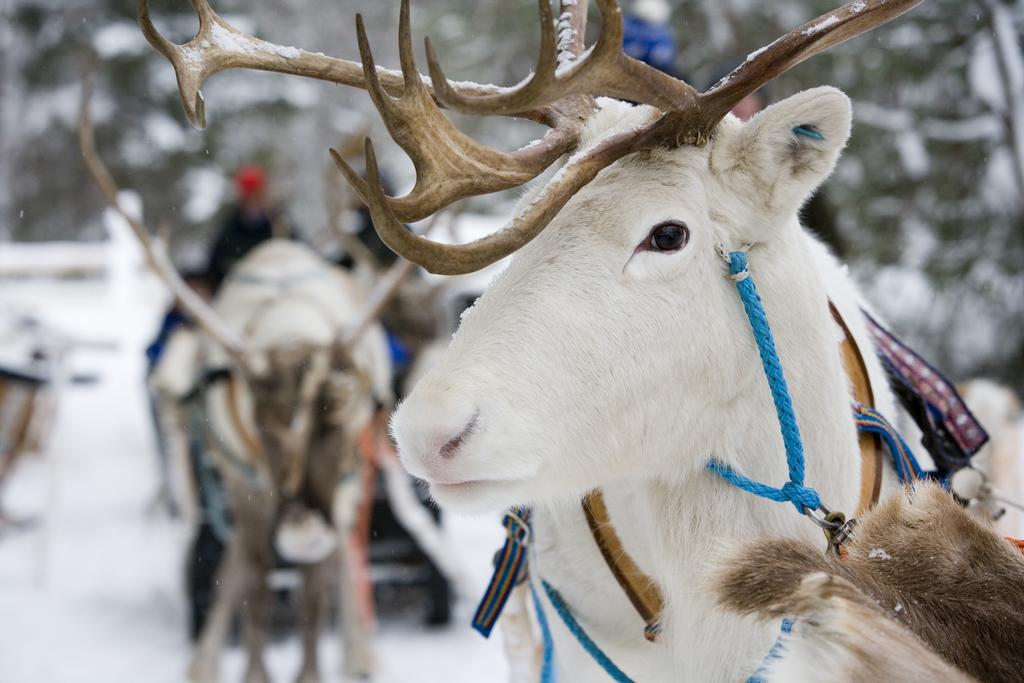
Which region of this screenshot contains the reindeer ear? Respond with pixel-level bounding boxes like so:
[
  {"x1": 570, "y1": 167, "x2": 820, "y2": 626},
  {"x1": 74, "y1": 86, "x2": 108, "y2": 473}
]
[{"x1": 731, "y1": 86, "x2": 852, "y2": 216}]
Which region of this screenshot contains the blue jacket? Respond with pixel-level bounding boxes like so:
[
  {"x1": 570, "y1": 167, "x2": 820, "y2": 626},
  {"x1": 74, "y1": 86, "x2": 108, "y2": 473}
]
[{"x1": 623, "y1": 15, "x2": 677, "y2": 76}]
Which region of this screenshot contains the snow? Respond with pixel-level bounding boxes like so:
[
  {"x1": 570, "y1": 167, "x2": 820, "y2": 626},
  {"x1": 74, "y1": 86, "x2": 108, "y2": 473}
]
[
  {"x1": 802, "y1": 14, "x2": 841, "y2": 37},
  {"x1": 981, "y1": 147, "x2": 1019, "y2": 214},
  {"x1": 0, "y1": 258, "x2": 509, "y2": 682},
  {"x1": 556, "y1": 12, "x2": 578, "y2": 69},
  {"x1": 746, "y1": 44, "x2": 768, "y2": 63},
  {"x1": 209, "y1": 21, "x2": 301, "y2": 60},
  {"x1": 182, "y1": 167, "x2": 228, "y2": 223},
  {"x1": 93, "y1": 22, "x2": 149, "y2": 58},
  {"x1": 0, "y1": 242, "x2": 108, "y2": 279},
  {"x1": 144, "y1": 112, "x2": 189, "y2": 153},
  {"x1": 970, "y1": 37, "x2": 1009, "y2": 113},
  {"x1": 895, "y1": 131, "x2": 929, "y2": 179}
]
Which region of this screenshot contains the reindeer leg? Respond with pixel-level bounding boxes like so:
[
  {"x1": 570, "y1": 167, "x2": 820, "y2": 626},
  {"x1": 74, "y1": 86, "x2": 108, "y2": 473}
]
[
  {"x1": 499, "y1": 582, "x2": 543, "y2": 683},
  {"x1": 337, "y1": 547, "x2": 376, "y2": 680},
  {"x1": 187, "y1": 536, "x2": 246, "y2": 683},
  {"x1": 333, "y1": 473, "x2": 376, "y2": 680},
  {"x1": 241, "y1": 548, "x2": 272, "y2": 683},
  {"x1": 295, "y1": 560, "x2": 327, "y2": 683}
]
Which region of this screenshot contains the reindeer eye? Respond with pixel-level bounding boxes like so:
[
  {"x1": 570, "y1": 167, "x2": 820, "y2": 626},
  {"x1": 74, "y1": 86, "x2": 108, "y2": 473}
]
[{"x1": 645, "y1": 221, "x2": 689, "y2": 253}]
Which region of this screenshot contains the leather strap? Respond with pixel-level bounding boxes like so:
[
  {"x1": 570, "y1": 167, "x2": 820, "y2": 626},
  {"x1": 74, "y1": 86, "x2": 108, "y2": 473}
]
[
  {"x1": 226, "y1": 375, "x2": 267, "y2": 469},
  {"x1": 582, "y1": 490, "x2": 665, "y2": 641},
  {"x1": 583, "y1": 303, "x2": 885, "y2": 640},
  {"x1": 828, "y1": 302, "x2": 883, "y2": 516}
]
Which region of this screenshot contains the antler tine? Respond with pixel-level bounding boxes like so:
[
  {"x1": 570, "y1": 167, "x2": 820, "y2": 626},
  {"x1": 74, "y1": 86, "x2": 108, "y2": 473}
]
[
  {"x1": 557, "y1": 0, "x2": 589, "y2": 62},
  {"x1": 425, "y1": 0, "x2": 558, "y2": 117},
  {"x1": 358, "y1": 110, "x2": 661, "y2": 275},
  {"x1": 330, "y1": 0, "x2": 580, "y2": 224},
  {"x1": 699, "y1": 0, "x2": 926, "y2": 126},
  {"x1": 138, "y1": 0, "x2": 517, "y2": 130},
  {"x1": 78, "y1": 77, "x2": 249, "y2": 371},
  {"x1": 427, "y1": 0, "x2": 698, "y2": 117}
]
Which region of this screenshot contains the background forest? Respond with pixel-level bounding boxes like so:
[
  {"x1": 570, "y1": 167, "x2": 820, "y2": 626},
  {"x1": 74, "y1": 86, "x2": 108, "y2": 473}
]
[{"x1": 2, "y1": 0, "x2": 1022, "y2": 388}]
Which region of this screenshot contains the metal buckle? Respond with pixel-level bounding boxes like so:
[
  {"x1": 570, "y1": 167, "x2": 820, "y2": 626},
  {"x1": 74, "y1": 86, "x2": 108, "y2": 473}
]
[{"x1": 804, "y1": 505, "x2": 856, "y2": 555}]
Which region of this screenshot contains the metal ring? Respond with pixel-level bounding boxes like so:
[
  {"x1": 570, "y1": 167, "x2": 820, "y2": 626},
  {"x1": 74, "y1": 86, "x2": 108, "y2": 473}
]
[{"x1": 803, "y1": 505, "x2": 842, "y2": 531}]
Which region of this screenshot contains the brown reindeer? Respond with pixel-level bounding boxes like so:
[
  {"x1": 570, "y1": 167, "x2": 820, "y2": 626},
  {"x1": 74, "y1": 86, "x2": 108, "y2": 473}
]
[
  {"x1": 78, "y1": 83, "x2": 417, "y2": 682},
  {"x1": 713, "y1": 482, "x2": 1024, "y2": 682}
]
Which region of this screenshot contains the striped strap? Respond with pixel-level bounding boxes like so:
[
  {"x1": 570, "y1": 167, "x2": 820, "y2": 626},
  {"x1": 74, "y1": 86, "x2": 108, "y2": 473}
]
[
  {"x1": 472, "y1": 507, "x2": 531, "y2": 638},
  {"x1": 854, "y1": 403, "x2": 925, "y2": 483},
  {"x1": 863, "y1": 310, "x2": 988, "y2": 469}
]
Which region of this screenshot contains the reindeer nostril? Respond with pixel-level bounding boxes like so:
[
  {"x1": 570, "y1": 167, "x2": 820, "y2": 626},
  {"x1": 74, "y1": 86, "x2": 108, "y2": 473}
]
[{"x1": 439, "y1": 411, "x2": 479, "y2": 459}]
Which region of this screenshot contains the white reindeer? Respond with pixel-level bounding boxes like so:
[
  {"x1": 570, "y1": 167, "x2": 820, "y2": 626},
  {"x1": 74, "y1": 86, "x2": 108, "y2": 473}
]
[{"x1": 137, "y1": 0, "x2": 928, "y2": 678}]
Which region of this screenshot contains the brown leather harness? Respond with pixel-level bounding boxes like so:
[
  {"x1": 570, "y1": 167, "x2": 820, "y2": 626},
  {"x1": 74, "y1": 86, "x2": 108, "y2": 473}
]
[{"x1": 581, "y1": 303, "x2": 884, "y2": 640}]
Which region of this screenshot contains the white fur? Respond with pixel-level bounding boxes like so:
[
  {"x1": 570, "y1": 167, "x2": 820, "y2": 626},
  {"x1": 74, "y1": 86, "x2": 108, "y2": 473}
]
[
  {"x1": 211, "y1": 240, "x2": 393, "y2": 405},
  {"x1": 392, "y1": 88, "x2": 911, "y2": 679},
  {"x1": 959, "y1": 379, "x2": 1023, "y2": 535},
  {"x1": 275, "y1": 507, "x2": 338, "y2": 564}
]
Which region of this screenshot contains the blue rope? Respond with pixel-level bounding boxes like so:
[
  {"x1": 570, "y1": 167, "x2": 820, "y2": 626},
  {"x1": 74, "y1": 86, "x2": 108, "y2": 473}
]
[
  {"x1": 706, "y1": 250, "x2": 822, "y2": 514},
  {"x1": 540, "y1": 579, "x2": 635, "y2": 683},
  {"x1": 530, "y1": 582, "x2": 557, "y2": 683},
  {"x1": 747, "y1": 619, "x2": 795, "y2": 683}
]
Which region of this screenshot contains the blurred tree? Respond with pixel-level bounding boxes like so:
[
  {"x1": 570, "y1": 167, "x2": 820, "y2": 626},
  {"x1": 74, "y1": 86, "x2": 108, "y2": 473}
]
[{"x1": 1, "y1": 0, "x2": 1021, "y2": 390}]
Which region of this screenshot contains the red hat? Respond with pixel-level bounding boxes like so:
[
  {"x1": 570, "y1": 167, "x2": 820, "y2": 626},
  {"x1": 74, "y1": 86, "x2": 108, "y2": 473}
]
[{"x1": 235, "y1": 165, "x2": 266, "y2": 198}]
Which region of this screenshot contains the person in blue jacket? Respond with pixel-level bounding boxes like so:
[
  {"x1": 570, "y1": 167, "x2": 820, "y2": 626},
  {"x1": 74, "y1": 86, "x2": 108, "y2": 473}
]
[{"x1": 623, "y1": 0, "x2": 678, "y2": 77}]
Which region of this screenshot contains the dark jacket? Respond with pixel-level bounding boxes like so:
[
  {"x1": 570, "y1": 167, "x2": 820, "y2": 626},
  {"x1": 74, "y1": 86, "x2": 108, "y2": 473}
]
[{"x1": 207, "y1": 205, "x2": 281, "y2": 290}]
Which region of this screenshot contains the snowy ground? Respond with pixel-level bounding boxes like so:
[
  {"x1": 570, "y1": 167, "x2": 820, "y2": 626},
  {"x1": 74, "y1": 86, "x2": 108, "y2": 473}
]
[{"x1": 0, "y1": 268, "x2": 509, "y2": 683}]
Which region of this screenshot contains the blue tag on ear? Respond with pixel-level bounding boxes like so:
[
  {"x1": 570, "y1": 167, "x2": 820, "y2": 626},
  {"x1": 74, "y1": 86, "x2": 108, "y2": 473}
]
[{"x1": 792, "y1": 125, "x2": 825, "y2": 141}]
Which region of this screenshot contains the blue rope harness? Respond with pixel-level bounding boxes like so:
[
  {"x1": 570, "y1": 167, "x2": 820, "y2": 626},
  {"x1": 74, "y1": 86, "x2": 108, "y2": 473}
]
[
  {"x1": 705, "y1": 250, "x2": 824, "y2": 516},
  {"x1": 539, "y1": 579, "x2": 636, "y2": 683},
  {"x1": 530, "y1": 581, "x2": 557, "y2": 683}
]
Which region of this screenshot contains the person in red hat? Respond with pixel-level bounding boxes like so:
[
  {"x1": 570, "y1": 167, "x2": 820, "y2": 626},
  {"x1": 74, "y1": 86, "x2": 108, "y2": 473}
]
[{"x1": 207, "y1": 165, "x2": 291, "y2": 289}]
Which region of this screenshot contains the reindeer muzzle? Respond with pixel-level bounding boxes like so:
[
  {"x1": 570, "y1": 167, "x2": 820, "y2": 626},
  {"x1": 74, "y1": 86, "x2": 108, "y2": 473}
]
[{"x1": 274, "y1": 503, "x2": 337, "y2": 564}]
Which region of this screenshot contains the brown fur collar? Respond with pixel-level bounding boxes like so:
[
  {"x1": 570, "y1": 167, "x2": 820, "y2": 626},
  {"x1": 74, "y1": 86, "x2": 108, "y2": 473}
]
[{"x1": 712, "y1": 483, "x2": 1024, "y2": 682}]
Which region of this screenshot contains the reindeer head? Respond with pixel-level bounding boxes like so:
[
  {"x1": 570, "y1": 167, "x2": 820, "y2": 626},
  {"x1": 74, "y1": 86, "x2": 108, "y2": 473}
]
[
  {"x1": 134, "y1": 0, "x2": 924, "y2": 512},
  {"x1": 396, "y1": 91, "x2": 857, "y2": 510},
  {"x1": 243, "y1": 344, "x2": 372, "y2": 501}
]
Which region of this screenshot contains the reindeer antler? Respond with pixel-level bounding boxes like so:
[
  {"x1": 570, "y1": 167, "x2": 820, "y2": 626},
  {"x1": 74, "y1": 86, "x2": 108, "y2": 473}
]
[
  {"x1": 328, "y1": 1, "x2": 584, "y2": 224},
  {"x1": 143, "y1": 0, "x2": 925, "y2": 275},
  {"x1": 78, "y1": 77, "x2": 249, "y2": 370},
  {"x1": 700, "y1": 1, "x2": 926, "y2": 125},
  {"x1": 358, "y1": 0, "x2": 923, "y2": 274},
  {"x1": 138, "y1": 0, "x2": 538, "y2": 129},
  {"x1": 427, "y1": 0, "x2": 698, "y2": 116}
]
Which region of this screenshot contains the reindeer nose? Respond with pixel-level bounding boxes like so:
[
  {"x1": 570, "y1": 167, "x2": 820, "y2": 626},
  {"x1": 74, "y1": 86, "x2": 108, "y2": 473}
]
[
  {"x1": 438, "y1": 411, "x2": 479, "y2": 459},
  {"x1": 391, "y1": 395, "x2": 480, "y2": 481}
]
